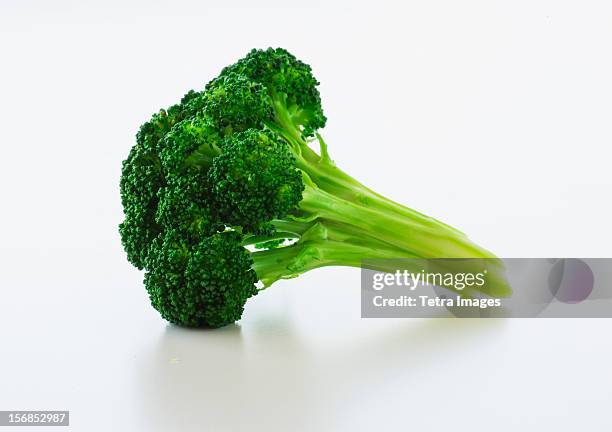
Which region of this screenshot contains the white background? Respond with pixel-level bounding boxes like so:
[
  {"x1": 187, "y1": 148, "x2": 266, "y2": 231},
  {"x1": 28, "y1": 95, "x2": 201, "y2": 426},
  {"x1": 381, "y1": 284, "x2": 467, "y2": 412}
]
[{"x1": 1, "y1": 1, "x2": 611, "y2": 430}]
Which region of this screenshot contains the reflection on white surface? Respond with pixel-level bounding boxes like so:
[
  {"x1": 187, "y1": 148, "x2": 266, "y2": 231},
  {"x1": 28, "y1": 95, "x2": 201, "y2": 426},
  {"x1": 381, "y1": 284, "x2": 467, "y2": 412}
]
[{"x1": 137, "y1": 307, "x2": 505, "y2": 431}]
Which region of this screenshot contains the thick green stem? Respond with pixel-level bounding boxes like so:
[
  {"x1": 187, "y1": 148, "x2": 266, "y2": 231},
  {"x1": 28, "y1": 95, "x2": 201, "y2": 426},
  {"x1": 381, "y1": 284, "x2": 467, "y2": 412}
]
[
  {"x1": 297, "y1": 152, "x2": 465, "y2": 236},
  {"x1": 269, "y1": 114, "x2": 494, "y2": 257},
  {"x1": 262, "y1": 98, "x2": 510, "y2": 297},
  {"x1": 297, "y1": 180, "x2": 494, "y2": 259},
  {"x1": 251, "y1": 221, "x2": 417, "y2": 286},
  {"x1": 251, "y1": 239, "x2": 402, "y2": 286},
  {"x1": 251, "y1": 220, "x2": 510, "y2": 297},
  {"x1": 267, "y1": 99, "x2": 463, "y2": 235}
]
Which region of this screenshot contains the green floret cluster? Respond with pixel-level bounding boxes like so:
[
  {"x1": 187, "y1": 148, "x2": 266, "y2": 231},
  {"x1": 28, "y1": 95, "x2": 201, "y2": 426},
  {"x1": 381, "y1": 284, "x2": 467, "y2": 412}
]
[{"x1": 120, "y1": 47, "x2": 511, "y2": 328}]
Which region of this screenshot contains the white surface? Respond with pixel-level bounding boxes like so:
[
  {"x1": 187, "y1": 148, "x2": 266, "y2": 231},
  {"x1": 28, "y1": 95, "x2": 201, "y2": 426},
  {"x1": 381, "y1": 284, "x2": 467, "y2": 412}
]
[{"x1": 1, "y1": 1, "x2": 611, "y2": 431}]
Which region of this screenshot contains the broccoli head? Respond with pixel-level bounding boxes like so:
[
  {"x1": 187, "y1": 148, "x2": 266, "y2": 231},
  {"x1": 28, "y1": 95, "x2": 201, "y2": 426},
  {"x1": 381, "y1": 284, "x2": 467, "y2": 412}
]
[{"x1": 120, "y1": 47, "x2": 511, "y2": 328}]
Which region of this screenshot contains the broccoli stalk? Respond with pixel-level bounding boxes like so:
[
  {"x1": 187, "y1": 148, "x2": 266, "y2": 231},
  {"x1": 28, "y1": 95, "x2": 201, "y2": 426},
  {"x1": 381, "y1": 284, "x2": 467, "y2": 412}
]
[{"x1": 119, "y1": 47, "x2": 510, "y2": 328}]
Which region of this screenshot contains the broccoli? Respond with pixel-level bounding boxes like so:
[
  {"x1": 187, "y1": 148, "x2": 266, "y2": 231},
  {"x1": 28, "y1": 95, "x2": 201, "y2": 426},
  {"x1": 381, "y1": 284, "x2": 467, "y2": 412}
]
[{"x1": 120, "y1": 47, "x2": 510, "y2": 328}]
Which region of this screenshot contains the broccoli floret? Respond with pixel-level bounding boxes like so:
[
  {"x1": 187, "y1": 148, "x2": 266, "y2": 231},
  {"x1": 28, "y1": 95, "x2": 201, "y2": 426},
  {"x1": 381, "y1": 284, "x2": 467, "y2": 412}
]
[
  {"x1": 145, "y1": 230, "x2": 257, "y2": 327},
  {"x1": 204, "y1": 74, "x2": 274, "y2": 135},
  {"x1": 119, "y1": 143, "x2": 163, "y2": 269},
  {"x1": 120, "y1": 47, "x2": 511, "y2": 328},
  {"x1": 208, "y1": 47, "x2": 326, "y2": 138},
  {"x1": 209, "y1": 129, "x2": 304, "y2": 231}
]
